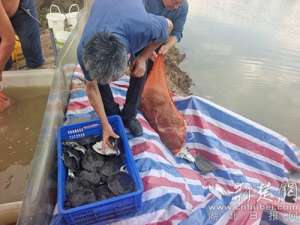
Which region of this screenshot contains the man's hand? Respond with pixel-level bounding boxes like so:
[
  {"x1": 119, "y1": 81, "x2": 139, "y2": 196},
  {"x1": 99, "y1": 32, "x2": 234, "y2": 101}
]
[
  {"x1": 85, "y1": 80, "x2": 119, "y2": 150},
  {"x1": 159, "y1": 36, "x2": 178, "y2": 56},
  {"x1": 158, "y1": 45, "x2": 170, "y2": 56},
  {"x1": 102, "y1": 123, "x2": 119, "y2": 150},
  {"x1": 130, "y1": 57, "x2": 146, "y2": 77},
  {"x1": 150, "y1": 51, "x2": 158, "y2": 62}
]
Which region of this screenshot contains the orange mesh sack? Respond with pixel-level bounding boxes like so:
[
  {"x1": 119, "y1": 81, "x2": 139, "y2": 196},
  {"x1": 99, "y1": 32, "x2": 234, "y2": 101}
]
[{"x1": 141, "y1": 56, "x2": 186, "y2": 155}]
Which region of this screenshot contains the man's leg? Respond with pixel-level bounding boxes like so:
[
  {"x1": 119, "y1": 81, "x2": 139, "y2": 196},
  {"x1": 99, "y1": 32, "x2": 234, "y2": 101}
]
[
  {"x1": 10, "y1": 0, "x2": 44, "y2": 68},
  {"x1": 122, "y1": 60, "x2": 152, "y2": 136},
  {"x1": 121, "y1": 75, "x2": 147, "y2": 121},
  {"x1": 97, "y1": 83, "x2": 121, "y2": 116}
]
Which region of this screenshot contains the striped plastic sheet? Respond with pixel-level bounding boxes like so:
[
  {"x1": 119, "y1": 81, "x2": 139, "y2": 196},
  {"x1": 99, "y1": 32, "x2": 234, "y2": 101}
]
[{"x1": 53, "y1": 65, "x2": 300, "y2": 225}]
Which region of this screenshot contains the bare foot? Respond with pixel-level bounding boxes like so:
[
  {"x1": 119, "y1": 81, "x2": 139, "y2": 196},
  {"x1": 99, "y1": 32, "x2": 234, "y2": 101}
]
[{"x1": 0, "y1": 92, "x2": 11, "y2": 113}]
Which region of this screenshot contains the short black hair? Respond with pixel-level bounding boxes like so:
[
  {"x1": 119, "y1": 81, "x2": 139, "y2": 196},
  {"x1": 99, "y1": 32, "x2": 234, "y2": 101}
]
[{"x1": 83, "y1": 32, "x2": 127, "y2": 84}]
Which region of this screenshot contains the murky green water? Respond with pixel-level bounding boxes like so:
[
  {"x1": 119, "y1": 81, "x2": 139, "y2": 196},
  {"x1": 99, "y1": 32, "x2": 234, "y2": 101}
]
[
  {"x1": 0, "y1": 87, "x2": 49, "y2": 203},
  {"x1": 179, "y1": 0, "x2": 300, "y2": 147}
]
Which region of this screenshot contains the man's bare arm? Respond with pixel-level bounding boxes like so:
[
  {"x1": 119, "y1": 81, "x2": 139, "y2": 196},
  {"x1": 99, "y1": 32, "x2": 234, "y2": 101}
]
[
  {"x1": 130, "y1": 41, "x2": 162, "y2": 77},
  {"x1": 131, "y1": 18, "x2": 173, "y2": 76},
  {"x1": 0, "y1": 2, "x2": 15, "y2": 80},
  {"x1": 85, "y1": 80, "x2": 119, "y2": 148},
  {"x1": 158, "y1": 35, "x2": 177, "y2": 55}
]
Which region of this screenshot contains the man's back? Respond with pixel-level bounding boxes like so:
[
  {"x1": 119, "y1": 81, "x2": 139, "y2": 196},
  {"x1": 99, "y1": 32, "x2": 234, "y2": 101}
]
[
  {"x1": 79, "y1": 0, "x2": 168, "y2": 57},
  {"x1": 88, "y1": 0, "x2": 147, "y2": 28}
]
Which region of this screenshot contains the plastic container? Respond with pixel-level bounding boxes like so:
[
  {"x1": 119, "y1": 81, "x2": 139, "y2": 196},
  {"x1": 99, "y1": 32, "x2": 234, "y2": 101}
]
[
  {"x1": 66, "y1": 4, "x2": 80, "y2": 30},
  {"x1": 11, "y1": 36, "x2": 23, "y2": 63},
  {"x1": 54, "y1": 31, "x2": 71, "y2": 49},
  {"x1": 57, "y1": 116, "x2": 144, "y2": 225},
  {"x1": 46, "y1": 4, "x2": 65, "y2": 31}
]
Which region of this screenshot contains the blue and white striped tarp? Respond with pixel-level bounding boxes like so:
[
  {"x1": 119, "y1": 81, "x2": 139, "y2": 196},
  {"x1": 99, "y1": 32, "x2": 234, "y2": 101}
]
[{"x1": 57, "y1": 65, "x2": 300, "y2": 225}]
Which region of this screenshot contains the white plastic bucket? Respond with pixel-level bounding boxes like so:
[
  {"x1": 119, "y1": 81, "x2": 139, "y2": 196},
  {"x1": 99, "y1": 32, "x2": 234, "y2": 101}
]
[
  {"x1": 46, "y1": 4, "x2": 65, "y2": 31},
  {"x1": 66, "y1": 4, "x2": 80, "y2": 30},
  {"x1": 54, "y1": 31, "x2": 71, "y2": 49}
]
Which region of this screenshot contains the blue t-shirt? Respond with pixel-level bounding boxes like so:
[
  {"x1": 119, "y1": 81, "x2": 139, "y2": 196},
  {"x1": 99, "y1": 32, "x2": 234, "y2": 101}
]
[
  {"x1": 77, "y1": 0, "x2": 168, "y2": 81},
  {"x1": 143, "y1": 0, "x2": 188, "y2": 42}
]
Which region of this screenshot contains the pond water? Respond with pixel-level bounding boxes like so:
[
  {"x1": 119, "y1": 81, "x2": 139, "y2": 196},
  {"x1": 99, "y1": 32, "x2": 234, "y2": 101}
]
[
  {"x1": 0, "y1": 86, "x2": 49, "y2": 203},
  {"x1": 179, "y1": 0, "x2": 300, "y2": 147}
]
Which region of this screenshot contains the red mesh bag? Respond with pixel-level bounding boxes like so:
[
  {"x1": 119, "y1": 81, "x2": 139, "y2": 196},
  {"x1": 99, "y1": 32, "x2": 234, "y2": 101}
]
[{"x1": 141, "y1": 56, "x2": 186, "y2": 155}]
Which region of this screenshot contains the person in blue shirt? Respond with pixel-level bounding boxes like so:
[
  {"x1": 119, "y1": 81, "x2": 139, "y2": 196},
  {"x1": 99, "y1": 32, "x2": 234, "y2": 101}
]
[
  {"x1": 77, "y1": 0, "x2": 173, "y2": 149},
  {"x1": 144, "y1": 0, "x2": 188, "y2": 56}
]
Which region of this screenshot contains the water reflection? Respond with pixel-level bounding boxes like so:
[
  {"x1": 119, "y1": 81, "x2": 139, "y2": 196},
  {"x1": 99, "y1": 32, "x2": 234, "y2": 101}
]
[{"x1": 179, "y1": 0, "x2": 300, "y2": 146}]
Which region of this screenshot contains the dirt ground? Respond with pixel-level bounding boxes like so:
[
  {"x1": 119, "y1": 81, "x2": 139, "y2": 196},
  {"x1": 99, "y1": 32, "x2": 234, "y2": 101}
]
[{"x1": 165, "y1": 47, "x2": 193, "y2": 96}]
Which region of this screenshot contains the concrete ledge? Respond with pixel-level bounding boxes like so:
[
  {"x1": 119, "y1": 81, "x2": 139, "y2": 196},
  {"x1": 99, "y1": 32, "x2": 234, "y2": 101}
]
[
  {"x1": 0, "y1": 201, "x2": 22, "y2": 225},
  {"x1": 2, "y1": 69, "x2": 54, "y2": 87}
]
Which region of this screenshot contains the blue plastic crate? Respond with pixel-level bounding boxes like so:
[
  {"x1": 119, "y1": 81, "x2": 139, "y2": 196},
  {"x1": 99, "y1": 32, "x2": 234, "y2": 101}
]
[{"x1": 57, "y1": 116, "x2": 144, "y2": 225}]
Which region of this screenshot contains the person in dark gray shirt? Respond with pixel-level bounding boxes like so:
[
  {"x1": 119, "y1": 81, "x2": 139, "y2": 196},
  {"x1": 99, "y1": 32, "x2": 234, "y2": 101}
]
[{"x1": 144, "y1": 0, "x2": 188, "y2": 56}]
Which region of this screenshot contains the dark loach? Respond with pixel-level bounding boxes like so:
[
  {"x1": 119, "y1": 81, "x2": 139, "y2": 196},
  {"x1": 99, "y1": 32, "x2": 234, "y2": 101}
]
[
  {"x1": 108, "y1": 136, "x2": 120, "y2": 149},
  {"x1": 65, "y1": 146, "x2": 84, "y2": 161},
  {"x1": 81, "y1": 147, "x2": 105, "y2": 172},
  {"x1": 68, "y1": 188, "x2": 97, "y2": 207},
  {"x1": 107, "y1": 172, "x2": 135, "y2": 195},
  {"x1": 78, "y1": 170, "x2": 104, "y2": 186},
  {"x1": 65, "y1": 176, "x2": 85, "y2": 196},
  {"x1": 94, "y1": 185, "x2": 115, "y2": 201},
  {"x1": 62, "y1": 150, "x2": 81, "y2": 174},
  {"x1": 101, "y1": 156, "x2": 124, "y2": 177},
  {"x1": 63, "y1": 141, "x2": 87, "y2": 154},
  {"x1": 78, "y1": 136, "x2": 101, "y2": 147}
]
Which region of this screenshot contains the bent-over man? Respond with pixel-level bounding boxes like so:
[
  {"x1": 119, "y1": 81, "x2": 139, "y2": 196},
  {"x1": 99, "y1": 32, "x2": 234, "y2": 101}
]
[{"x1": 77, "y1": 0, "x2": 173, "y2": 148}]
